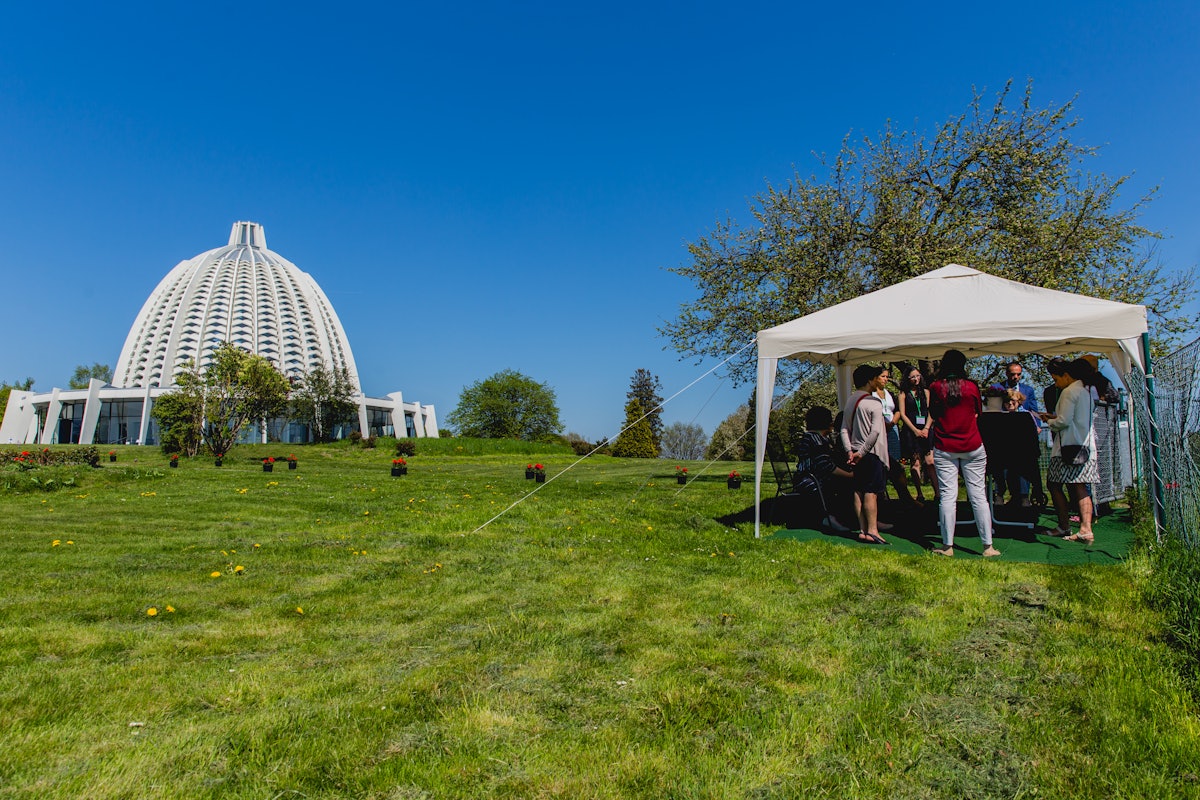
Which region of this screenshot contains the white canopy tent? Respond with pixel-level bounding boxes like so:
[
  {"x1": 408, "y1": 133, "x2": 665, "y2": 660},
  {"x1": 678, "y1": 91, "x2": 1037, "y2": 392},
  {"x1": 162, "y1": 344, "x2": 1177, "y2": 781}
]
[{"x1": 753, "y1": 264, "x2": 1151, "y2": 537}]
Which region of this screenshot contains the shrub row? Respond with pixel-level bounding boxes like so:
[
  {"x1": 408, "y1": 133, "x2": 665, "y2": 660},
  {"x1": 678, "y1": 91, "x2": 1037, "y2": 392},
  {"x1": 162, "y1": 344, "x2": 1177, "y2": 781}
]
[{"x1": 0, "y1": 446, "x2": 100, "y2": 468}]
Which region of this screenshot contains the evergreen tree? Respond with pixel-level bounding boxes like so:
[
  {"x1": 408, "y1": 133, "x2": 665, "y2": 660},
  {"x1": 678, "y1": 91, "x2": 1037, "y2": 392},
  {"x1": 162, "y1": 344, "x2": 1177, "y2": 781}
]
[
  {"x1": 611, "y1": 399, "x2": 657, "y2": 458},
  {"x1": 626, "y1": 369, "x2": 664, "y2": 453}
]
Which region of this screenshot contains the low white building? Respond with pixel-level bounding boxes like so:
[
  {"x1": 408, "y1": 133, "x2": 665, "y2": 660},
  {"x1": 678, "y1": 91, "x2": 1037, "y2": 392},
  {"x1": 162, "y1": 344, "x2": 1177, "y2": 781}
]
[{"x1": 0, "y1": 222, "x2": 437, "y2": 446}]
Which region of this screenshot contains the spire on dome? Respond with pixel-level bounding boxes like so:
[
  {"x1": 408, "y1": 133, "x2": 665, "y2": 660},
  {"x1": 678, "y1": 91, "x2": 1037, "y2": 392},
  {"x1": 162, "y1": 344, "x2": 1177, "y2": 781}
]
[{"x1": 228, "y1": 221, "x2": 266, "y2": 249}]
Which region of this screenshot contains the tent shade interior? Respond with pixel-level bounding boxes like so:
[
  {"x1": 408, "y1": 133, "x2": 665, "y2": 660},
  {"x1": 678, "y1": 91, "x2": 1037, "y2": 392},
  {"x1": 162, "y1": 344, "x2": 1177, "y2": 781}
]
[{"x1": 752, "y1": 264, "x2": 1150, "y2": 537}]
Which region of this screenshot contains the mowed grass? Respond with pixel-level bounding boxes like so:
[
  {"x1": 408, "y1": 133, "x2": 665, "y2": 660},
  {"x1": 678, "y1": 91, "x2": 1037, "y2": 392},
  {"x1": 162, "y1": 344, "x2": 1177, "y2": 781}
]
[{"x1": 1, "y1": 442, "x2": 1198, "y2": 799}]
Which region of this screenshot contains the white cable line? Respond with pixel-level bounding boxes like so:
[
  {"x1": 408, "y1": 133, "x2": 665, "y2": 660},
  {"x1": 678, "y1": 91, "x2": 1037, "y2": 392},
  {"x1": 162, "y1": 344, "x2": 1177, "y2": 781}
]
[{"x1": 469, "y1": 339, "x2": 757, "y2": 534}]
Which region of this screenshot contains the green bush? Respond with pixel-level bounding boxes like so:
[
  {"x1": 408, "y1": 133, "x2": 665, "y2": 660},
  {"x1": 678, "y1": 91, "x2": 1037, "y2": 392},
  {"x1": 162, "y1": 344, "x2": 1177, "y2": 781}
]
[
  {"x1": 395, "y1": 439, "x2": 417, "y2": 457},
  {"x1": 1133, "y1": 485, "x2": 1200, "y2": 690},
  {"x1": 1144, "y1": 535, "x2": 1200, "y2": 687},
  {"x1": 0, "y1": 446, "x2": 99, "y2": 468},
  {"x1": 363, "y1": 435, "x2": 377, "y2": 449},
  {"x1": 348, "y1": 431, "x2": 363, "y2": 445}
]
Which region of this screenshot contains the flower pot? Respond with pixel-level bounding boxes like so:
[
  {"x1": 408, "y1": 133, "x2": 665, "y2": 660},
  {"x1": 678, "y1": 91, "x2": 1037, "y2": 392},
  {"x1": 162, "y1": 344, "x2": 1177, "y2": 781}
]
[
  {"x1": 391, "y1": 466, "x2": 407, "y2": 476},
  {"x1": 214, "y1": 459, "x2": 223, "y2": 467},
  {"x1": 727, "y1": 478, "x2": 742, "y2": 489},
  {"x1": 109, "y1": 455, "x2": 117, "y2": 463},
  {"x1": 535, "y1": 473, "x2": 546, "y2": 483},
  {"x1": 525, "y1": 469, "x2": 535, "y2": 479},
  {"x1": 263, "y1": 463, "x2": 273, "y2": 472},
  {"x1": 169, "y1": 461, "x2": 178, "y2": 468},
  {"x1": 288, "y1": 461, "x2": 297, "y2": 470},
  {"x1": 677, "y1": 475, "x2": 686, "y2": 485}
]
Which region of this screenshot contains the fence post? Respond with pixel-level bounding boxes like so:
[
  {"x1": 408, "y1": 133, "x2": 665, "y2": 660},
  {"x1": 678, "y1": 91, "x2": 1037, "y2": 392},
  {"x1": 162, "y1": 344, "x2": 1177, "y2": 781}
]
[{"x1": 1142, "y1": 332, "x2": 1167, "y2": 541}]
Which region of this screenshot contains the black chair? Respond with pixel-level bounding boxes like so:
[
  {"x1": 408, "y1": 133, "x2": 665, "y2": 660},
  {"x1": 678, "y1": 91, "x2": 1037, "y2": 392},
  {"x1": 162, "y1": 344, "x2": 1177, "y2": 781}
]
[{"x1": 766, "y1": 433, "x2": 829, "y2": 527}]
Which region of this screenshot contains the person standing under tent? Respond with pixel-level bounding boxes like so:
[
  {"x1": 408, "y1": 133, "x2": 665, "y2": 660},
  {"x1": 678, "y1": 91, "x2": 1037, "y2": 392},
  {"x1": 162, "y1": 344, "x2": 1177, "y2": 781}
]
[
  {"x1": 928, "y1": 349, "x2": 1000, "y2": 558},
  {"x1": 896, "y1": 363, "x2": 934, "y2": 506},
  {"x1": 1041, "y1": 358, "x2": 1100, "y2": 544},
  {"x1": 875, "y1": 368, "x2": 917, "y2": 508},
  {"x1": 1042, "y1": 358, "x2": 1068, "y2": 415},
  {"x1": 839, "y1": 364, "x2": 890, "y2": 545}
]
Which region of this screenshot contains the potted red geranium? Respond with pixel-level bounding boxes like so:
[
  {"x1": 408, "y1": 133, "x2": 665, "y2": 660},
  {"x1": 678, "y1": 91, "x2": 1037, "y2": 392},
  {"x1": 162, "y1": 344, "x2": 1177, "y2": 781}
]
[
  {"x1": 392, "y1": 457, "x2": 408, "y2": 476},
  {"x1": 108, "y1": 450, "x2": 117, "y2": 463},
  {"x1": 263, "y1": 456, "x2": 275, "y2": 473},
  {"x1": 675, "y1": 466, "x2": 688, "y2": 485},
  {"x1": 727, "y1": 470, "x2": 742, "y2": 490},
  {"x1": 532, "y1": 463, "x2": 546, "y2": 483},
  {"x1": 169, "y1": 454, "x2": 179, "y2": 468},
  {"x1": 287, "y1": 453, "x2": 298, "y2": 470},
  {"x1": 214, "y1": 452, "x2": 224, "y2": 467}
]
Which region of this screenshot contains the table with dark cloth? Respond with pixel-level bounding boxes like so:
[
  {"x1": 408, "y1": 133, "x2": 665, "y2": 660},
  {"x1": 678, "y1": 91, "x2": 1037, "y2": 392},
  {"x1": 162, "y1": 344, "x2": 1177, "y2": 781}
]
[{"x1": 977, "y1": 411, "x2": 1045, "y2": 508}]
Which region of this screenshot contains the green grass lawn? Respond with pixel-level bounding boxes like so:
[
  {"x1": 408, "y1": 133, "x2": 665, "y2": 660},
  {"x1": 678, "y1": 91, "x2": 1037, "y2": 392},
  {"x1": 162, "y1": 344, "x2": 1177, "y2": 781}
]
[{"x1": 1, "y1": 442, "x2": 1198, "y2": 799}]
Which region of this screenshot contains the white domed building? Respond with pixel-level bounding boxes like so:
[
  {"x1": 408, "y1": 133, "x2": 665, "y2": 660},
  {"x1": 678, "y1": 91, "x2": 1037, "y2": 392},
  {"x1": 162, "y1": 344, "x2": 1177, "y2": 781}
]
[{"x1": 0, "y1": 222, "x2": 437, "y2": 446}]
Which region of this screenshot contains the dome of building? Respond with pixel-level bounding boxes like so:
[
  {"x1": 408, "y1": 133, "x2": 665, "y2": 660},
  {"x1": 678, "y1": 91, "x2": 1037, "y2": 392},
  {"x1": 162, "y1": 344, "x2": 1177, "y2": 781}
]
[{"x1": 114, "y1": 221, "x2": 361, "y2": 391}]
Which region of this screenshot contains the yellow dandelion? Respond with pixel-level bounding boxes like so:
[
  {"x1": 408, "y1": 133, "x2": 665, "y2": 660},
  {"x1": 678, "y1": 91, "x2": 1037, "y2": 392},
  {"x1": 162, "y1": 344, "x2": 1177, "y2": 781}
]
[
  {"x1": 364, "y1": 510, "x2": 369, "y2": 515},
  {"x1": 647, "y1": 526, "x2": 653, "y2": 531},
  {"x1": 253, "y1": 543, "x2": 260, "y2": 548},
  {"x1": 147, "y1": 607, "x2": 158, "y2": 616},
  {"x1": 237, "y1": 488, "x2": 248, "y2": 494},
  {"x1": 165, "y1": 605, "x2": 175, "y2": 613},
  {"x1": 210, "y1": 571, "x2": 222, "y2": 578},
  {"x1": 234, "y1": 565, "x2": 245, "y2": 574},
  {"x1": 221, "y1": 550, "x2": 228, "y2": 556},
  {"x1": 52, "y1": 540, "x2": 61, "y2": 547},
  {"x1": 295, "y1": 607, "x2": 304, "y2": 614},
  {"x1": 66, "y1": 540, "x2": 74, "y2": 545}
]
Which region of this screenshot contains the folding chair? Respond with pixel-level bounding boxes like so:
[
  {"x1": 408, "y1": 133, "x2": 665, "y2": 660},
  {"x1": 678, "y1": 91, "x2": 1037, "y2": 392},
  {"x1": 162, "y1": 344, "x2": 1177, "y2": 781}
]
[{"x1": 766, "y1": 433, "x2": 829, "y2": 527}]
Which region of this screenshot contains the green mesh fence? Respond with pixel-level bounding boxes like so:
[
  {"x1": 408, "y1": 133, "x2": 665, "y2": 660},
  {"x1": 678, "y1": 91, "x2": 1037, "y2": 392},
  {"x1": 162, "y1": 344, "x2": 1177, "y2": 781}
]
[{"x1": 1126, "y1": 335, "x2": 1200, "y2": 546}]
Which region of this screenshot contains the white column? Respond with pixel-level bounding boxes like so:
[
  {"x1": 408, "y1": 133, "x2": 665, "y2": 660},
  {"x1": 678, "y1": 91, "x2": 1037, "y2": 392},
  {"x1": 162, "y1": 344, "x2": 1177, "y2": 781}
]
[
  {"x1": 137, "y1": 386, "x2": 154, "y2": 446},
  {"x1": 411, "y1": 403, "x2": 425, "y2": 438},
  {"x1": 78, "y1": 379, "x2": 105, "y2": 445},
  {"x1": 357, "y1": 399, "x2": 369, "y2": 438},
  {"x1": 39, "y1": 389, "x2": 62, "y2": 445},
  {"x1": 0, "y1": 390, "x2": 35, "y2": 444},
  {"x1": 387, "y1": 391, "x2": 406, "y2": 437},
  {"x1": 422, "y1": 404, "x2": 438, "y2": 437}
]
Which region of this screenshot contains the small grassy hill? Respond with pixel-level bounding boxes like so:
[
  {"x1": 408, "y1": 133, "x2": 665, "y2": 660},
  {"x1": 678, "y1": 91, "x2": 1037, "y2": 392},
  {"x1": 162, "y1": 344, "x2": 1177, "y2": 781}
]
[{"x1": 0, "y1": 441, "x2": 1196, "y2": 799}]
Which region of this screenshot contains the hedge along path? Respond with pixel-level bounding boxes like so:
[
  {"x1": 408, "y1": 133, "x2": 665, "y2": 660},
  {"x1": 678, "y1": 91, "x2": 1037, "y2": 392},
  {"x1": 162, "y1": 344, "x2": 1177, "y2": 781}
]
[{"x1": 469, "y1": 340, "x2": 757, "y2": 534}]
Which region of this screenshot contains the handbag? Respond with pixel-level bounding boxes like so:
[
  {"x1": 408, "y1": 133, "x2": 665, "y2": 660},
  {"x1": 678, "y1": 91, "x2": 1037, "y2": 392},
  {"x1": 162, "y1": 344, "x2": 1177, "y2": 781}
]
[{"x1": 1060, "y1": 444, "x2": 1090, "y2": 465}]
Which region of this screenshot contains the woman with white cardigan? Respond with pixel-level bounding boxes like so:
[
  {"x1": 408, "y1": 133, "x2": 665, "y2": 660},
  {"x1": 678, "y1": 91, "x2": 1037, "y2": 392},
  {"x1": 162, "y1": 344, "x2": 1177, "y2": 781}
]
[{"x1": 1040, "y1": 358, "x2": 1099, "y2": 543}]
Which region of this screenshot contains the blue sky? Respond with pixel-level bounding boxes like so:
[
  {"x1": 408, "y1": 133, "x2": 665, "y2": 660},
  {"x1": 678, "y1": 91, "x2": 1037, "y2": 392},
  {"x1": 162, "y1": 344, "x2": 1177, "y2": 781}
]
[{"x1": 1, "y1": 1, "x2": 1197, "y2": 441}]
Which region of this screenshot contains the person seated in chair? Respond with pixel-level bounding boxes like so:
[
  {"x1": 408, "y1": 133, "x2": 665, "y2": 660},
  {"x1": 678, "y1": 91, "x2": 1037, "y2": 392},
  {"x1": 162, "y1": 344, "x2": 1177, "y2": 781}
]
[{"x1": 794, "y1": 405, "x2": 855, "y2": 531}]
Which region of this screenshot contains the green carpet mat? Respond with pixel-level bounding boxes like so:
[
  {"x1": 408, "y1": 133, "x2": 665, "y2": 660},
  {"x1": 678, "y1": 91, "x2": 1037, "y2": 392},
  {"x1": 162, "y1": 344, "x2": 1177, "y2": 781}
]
[{"x1": 767, "y1": 503, "x2": 1134, "y2": 564}]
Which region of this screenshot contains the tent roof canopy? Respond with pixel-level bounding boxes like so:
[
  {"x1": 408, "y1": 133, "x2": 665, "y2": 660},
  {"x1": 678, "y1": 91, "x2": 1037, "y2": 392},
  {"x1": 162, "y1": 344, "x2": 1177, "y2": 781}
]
[
  {"x1": 756, "y1": 264, "x2": 1148, "y2": 372},
  {"x1": 752, "y1": 263, "x2": 1150, "y2": 538}
]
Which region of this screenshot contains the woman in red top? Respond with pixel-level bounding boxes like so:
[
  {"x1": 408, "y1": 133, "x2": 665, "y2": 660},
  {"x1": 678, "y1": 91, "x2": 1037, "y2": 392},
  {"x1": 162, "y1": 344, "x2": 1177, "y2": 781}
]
[{"x1": 928, "y1": 349, "x2": 999, "y2": 558}]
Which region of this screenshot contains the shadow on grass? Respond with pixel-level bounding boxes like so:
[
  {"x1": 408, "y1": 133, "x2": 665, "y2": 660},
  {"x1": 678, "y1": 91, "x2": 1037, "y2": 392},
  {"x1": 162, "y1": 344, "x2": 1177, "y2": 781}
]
[{"x1": 720, "y1": 496, "x2": 1134, "y2": 563}]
